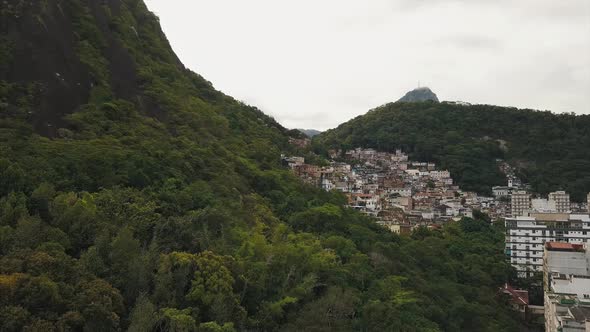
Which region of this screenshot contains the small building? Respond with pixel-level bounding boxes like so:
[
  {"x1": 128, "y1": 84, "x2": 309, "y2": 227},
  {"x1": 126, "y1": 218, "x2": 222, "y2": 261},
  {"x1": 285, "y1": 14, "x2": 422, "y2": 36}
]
[
  {"x1": 388, "y1": 223, "x2": 413, "y2": 236},
  {"x1": 492, "y1": 186, "x2": 511, "y2": 198},
  {"x1": 499, "y1": 284, "x2": 529, "y2": 318}
]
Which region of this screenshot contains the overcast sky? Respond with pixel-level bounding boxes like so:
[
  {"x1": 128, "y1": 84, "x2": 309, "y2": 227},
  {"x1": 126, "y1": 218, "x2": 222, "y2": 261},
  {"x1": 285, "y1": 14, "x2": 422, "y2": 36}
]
[{"x1": 144, "y1": 0, "x2": 590, "y2": 130}]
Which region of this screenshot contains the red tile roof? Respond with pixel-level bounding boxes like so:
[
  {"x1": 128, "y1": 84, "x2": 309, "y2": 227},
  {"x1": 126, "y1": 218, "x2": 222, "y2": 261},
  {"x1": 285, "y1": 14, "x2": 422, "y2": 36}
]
[
  {"x1": 545, "y1": 242, "x2": 584, "y2": 251},
  {"x1": 500, "y1": 284, "x2": 529, "y2": 305}
]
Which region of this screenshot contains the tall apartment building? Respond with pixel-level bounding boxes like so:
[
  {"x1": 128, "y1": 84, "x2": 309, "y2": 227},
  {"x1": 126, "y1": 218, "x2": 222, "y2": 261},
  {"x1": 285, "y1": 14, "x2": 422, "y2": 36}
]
[
  {"x1": 511, "y1": 191, "x2": 531, "y2": 217},
  {"x1": 505, "y1": 213, "x2": 590, "y2": 277},
  {"x1": 543, "y1": 242, "x2": 590, "y2": 332},
  {"x1": 548, "y1": 191, "x2": 571, "y2": 213}
]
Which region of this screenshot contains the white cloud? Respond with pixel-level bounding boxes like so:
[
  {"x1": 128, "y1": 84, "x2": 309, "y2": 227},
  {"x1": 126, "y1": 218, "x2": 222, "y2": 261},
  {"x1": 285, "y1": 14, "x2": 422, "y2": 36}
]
[{"x1": 144, "y1": 0, "x2": 590, "y2": 130}]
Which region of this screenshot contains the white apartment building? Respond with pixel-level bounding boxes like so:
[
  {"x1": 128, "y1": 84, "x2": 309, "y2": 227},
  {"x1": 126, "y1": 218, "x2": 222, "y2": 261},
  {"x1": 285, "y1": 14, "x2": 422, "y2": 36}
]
[
  {"x1": 429, "y1": 170, "x2": 451, "y2": 180},
  {"x1": 505, "y1": 213, "x2": 590, "y2": 277},
  {"x1": 549, "y1": 191, "x2": 571, "y2": 213},
  {"x1": 511, "y1": 191, "x2": 531, "y2": 217},
  {"x1": 493, "y1": 186, "x2": 511, "y2": 198},
  {"x1": 543, "y1": 242, "x2": 590, "y2": 332}
]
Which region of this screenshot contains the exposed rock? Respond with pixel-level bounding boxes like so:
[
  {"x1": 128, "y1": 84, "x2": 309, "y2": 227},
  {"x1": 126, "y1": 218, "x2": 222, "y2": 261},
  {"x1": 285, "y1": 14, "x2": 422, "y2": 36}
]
[{"x1": 397, "y1": 87, "x2": 439, "y2": 103}]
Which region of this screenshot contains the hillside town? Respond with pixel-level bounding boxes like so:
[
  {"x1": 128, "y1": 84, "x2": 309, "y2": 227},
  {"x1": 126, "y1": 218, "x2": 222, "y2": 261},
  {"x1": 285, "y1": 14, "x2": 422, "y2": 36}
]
[
  {"x1": 285, "y1": 147, "x2": 590, "y2": 331},
  {"x1": 284, "y1": 147, "x2": 481, "y2": 235},
  {"x1": 286, "y1": 148, "x2": 506, "y2": 230}
]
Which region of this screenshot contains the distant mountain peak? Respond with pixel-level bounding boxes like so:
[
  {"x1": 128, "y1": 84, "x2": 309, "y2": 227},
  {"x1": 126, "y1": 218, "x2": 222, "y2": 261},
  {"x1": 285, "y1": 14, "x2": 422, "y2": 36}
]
[
  {"x1": 397, "y1": 87, "x2": 439, "y2": 103},
  {"x1": 297, "y1": 129, "x2": 322, "y2": 138}
]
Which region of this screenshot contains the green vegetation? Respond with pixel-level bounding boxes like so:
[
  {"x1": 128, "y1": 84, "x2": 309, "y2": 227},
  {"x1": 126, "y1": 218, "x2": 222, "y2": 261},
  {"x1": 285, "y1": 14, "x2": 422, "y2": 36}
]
[
  {"x1": 315, "y1": 102, "x2": 590, "y2": 200},
  {"x1": 0, "y1": 0, "x2": 521, "y2": 330}
]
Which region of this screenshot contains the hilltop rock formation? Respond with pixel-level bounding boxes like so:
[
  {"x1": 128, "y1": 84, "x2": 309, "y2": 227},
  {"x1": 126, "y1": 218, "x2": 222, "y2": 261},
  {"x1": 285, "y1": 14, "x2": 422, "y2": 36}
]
[{"x1": 397, "y1": 87, "x2": 439, "y2": 103}]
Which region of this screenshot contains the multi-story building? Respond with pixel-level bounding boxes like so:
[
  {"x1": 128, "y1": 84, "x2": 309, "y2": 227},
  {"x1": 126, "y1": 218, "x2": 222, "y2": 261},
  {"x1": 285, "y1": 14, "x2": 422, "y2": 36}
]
[
  {"x1": 587, "y1": 193, "x2": 590, "y2": 213},
  {"x1": 543, "y1": 242, "x2": 590, "y2": 332},
  {"x1": 505, "y1": 213, "x2": 590, "y2": 277},
  {"x1": 548, "y1": 191, "x2": 571, "y2": 213},
  {"x1": 511, "y1": 191, "x2": 531, "y2": 217}
]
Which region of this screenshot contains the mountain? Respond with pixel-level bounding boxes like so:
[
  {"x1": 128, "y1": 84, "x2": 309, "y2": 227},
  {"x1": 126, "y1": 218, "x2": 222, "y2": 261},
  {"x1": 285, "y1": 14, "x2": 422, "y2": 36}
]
[
  {"x1": 298, "y1": 129, "x2": 322, "y2": 137},
  {"x1": 315, "y1": 101, "x2": 590, "y2": 200},
  {"x1": 0, "y1": 1, "x2": 520, "y2": 330},
  {"x1": 397, "y1": 87, "x2": 439, "y2": 103}
]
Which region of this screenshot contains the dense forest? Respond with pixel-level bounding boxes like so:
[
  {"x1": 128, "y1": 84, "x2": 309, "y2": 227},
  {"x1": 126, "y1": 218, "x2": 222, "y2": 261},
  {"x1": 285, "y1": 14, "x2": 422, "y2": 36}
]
[
  {"x1": 1, "y1": 0, "x2": 522, "y2": 330},
  {"x1": 315, "y1": 101, "x2": 590, "y2": 200}
]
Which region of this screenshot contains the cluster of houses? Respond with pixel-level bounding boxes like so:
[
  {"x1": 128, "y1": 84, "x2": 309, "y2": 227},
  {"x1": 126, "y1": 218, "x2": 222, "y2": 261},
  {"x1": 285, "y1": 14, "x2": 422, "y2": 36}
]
[
  {"x1": 284, "y1": 148, "x2": 506, "y2": 234},
  {"x1": 285, "y1": 146, "x2": 590, "y2": 330},
  {"x1": 283, "y1": 148, "x2": 590, "y2": 332}
]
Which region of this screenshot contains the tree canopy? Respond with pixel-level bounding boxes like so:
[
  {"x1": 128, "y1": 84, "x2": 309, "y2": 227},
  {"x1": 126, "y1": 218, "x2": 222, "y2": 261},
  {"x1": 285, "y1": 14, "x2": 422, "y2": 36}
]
[
  {"x1": 1, "y1": 0, "x2": 523, "y2": 330},
  {"x1": 315, "y1": 102, "x2": 590, "y2": 200}
]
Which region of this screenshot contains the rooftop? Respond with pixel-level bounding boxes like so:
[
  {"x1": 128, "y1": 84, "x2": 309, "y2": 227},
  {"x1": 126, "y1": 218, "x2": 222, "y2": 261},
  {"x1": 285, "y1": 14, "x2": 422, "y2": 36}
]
[
  {"x1": 570, "y1": 306, "x2": 590, "y2": 322},
  {"x1": 551, "y1": 276, "x2": 590, "y2": 298},
  {"x1": 546, "y1": 242, "x2": 585, "y2": 252},
  {"x1": 500, "y1": 284, "x2": 529, "y2": 305}
]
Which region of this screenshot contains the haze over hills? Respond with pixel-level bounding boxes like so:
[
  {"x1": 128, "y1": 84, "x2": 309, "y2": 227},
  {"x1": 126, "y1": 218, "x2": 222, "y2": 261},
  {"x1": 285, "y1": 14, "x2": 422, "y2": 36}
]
[
  {"x1": 0, "y1": 1, "x2": 526, "y2": 331},
  {"x1": 297, "y1": 129, "x2": 322, "y2": 138},
  {"x1": 315, "y1": 89, "x2": 590, "y2": 201}
]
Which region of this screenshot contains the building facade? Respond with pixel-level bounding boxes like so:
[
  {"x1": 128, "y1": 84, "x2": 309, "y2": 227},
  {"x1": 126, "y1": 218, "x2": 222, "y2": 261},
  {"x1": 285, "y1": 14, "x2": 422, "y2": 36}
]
[
  {"x1": 548, "y1": 191, "x2": 571, "y2": 213},
  {"x1": 543, "y1": 242, "x2": 590, "y2": 332},
  {"x1": 511, "y1": 191, "x2": 531, "y2": 217},
  {"x1": 505, "y1": 213, "x2": 590, "y2": 277},
  {"x1": 493, "y1": 186, "x2": 511, "y2": 198}
]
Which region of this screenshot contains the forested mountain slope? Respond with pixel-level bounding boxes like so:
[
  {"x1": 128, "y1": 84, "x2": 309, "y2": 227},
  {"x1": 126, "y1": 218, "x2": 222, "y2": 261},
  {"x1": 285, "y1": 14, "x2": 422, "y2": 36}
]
[
  {"x1": 315, "y1": 101, "x2": 590, "y2": 200},
  {"x1": 1, "y1": 0, "x2": 520, "y2": 330}
]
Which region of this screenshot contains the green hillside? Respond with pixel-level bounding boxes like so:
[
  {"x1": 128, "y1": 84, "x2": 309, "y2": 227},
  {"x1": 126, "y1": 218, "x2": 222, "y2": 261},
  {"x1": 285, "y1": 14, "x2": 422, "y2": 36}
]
[
  {"x1": 1, "y1": 1, "x2": 520, "y2": 330},
  {"x1": 315, "y1": 101, "x2": 590, "y2": 200}
]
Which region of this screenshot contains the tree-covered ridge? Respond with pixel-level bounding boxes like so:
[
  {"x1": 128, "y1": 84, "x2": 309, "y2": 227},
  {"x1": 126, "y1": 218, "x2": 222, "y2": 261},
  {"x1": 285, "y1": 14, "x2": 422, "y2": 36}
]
[
  {"x1": 315, "y1": 101, "x2": 590, "y2": 200},
  {"x1": 2, "y1": 0, "x2": 520, "y2": 330}
]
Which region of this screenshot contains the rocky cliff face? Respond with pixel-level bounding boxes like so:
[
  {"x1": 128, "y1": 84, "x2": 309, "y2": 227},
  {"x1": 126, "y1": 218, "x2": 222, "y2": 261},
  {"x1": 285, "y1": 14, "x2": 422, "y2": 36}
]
[
  {"x1": 1, "y1": 0, "x2": 271, "y2": 137},
  {"x1": 397, "y1": 87, "x2": 439, "y2": 103}
]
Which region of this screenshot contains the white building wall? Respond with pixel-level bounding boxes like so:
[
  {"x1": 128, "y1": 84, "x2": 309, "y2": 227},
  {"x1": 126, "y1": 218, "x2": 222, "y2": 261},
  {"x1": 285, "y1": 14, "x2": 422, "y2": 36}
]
[{"x1": 505, "y1": 215, "x2": 590, "y2": 277}]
